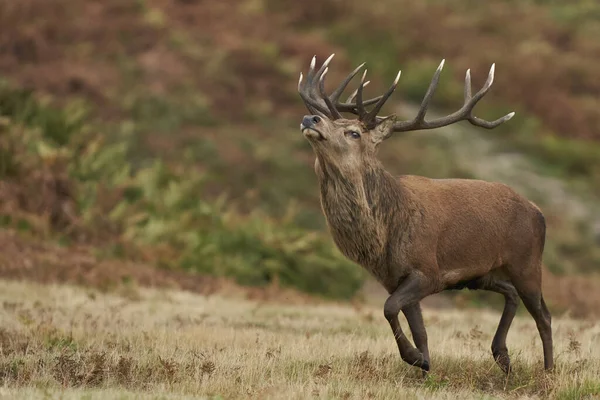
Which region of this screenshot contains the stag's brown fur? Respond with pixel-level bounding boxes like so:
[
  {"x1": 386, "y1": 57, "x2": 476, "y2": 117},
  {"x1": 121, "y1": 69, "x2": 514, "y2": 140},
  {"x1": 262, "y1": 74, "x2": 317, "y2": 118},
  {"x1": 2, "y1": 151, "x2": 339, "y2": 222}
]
[
  {"x1": 303, "y1": 117, "x2": 553, "y2": 374},
  {"x1": 318, "y1": 160, "x2": 546, "y2": 294}
]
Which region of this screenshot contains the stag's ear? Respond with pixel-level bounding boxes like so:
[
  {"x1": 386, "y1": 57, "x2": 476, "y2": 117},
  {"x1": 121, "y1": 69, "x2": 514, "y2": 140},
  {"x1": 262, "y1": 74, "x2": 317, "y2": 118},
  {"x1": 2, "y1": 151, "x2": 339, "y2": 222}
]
[{"x1": 371, "y1": 115, "x2": 397, "y2": 145}]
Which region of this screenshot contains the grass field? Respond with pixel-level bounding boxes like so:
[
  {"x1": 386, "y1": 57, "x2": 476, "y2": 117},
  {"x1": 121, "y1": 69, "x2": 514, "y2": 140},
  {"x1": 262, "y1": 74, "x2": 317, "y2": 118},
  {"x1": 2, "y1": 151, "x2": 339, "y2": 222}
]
[{"x1": 0, "y1": 280, "x2": 598, "y2": 399}]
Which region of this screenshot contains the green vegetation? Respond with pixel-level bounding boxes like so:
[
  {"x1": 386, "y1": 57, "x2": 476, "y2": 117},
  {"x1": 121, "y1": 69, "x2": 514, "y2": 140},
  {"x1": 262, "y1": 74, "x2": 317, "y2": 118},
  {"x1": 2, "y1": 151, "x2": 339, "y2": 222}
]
[
  {"x1": 0, "y1": 82, "x2": 363, "y2": 299},
  {"x1": 1, "y1": 0, "x2": 599, "y2": 302}
]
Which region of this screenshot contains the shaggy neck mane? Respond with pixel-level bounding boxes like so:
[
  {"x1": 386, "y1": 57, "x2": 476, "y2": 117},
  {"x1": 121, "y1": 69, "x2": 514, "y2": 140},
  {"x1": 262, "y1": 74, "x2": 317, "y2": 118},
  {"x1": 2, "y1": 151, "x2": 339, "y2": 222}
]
[
  {"x1": 314, "y1": 154, "x2": 412, "y2": 277},
  {"x1": 316, "y1": 155, "x2": 398, "y2": 208}
]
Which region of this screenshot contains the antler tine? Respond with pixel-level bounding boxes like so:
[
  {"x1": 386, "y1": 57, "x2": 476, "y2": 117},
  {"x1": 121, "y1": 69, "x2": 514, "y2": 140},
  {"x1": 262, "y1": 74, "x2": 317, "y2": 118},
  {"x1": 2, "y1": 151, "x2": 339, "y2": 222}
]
[
  {"x1": 314, "y1": 54, "x2": 336, "y2": 85},
  {"x1": 303, "y1": 55, "x2": 319, "y2": 99},
  {"x1": 306, "y1": 55, "x2": 317, "y2": 82},
  {"x1": 415, "y1": 59, "x2": 445, "y2": 122},
  {"x1": 298, "y1": 71, "x2": 330, "y2": 116},
  {"x1": 355, "y1": 70, "x2": 368, "y2": 119},
  {"x1": 364, "y1": 70, "x2": 402, "y2": 123},
  {"x1": 330, "y1": 62, "x2": 366, "y2": 102},
  {"x1": 319, "y1": 68, "x2": 343, "y2": 119},
  {"x1": 470, "y1": 112, "x2": 516, "y2": 128},
  {"x1": 346, "y1": 81, "x2": 370, "y2": 103},
  {"x1": 469, "y1": 63, "x2": 495, "y2": 105},
  {"x1": 391, "y1": 59, "x2": 445, "y2": 132},
  {"x1": 332, "y1": 67, "x2": 383, "y2": 112},
  {"x1": 464, "y1": 69, "x2": 472, "y2": 102},
  {"x1": 392, "y1": 61, "x2": 515, "y2": 133}
]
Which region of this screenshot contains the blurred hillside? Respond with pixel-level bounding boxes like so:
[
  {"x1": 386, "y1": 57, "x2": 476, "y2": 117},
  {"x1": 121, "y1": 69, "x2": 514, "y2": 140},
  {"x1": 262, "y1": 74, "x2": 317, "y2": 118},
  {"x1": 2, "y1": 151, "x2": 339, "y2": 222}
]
[{"x1": 1, "y1": 0, "x2": 600, "y2": 314}]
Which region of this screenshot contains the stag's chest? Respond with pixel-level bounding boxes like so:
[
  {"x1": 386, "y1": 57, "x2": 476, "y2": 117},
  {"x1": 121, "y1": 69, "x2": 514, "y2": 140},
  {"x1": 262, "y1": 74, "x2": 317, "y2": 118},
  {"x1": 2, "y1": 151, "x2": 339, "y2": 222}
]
[{"x1": 319, "y1": 183, "x2": 387, "y2": 276}]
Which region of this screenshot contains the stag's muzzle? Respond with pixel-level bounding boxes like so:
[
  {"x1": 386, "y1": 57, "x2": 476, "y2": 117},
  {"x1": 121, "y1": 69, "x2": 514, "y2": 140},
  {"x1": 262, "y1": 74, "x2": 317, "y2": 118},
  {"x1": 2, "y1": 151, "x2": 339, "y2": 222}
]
[{"x1": 300, "y1": 115, "x2": 321, "y2": 131}]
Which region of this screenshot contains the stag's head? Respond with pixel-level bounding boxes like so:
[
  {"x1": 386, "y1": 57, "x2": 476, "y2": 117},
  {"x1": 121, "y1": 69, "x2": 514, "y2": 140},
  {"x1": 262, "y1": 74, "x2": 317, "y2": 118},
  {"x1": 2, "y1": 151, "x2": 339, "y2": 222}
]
[{"x1": 298, "y1": 54, "x2": 515, "y2": 167}]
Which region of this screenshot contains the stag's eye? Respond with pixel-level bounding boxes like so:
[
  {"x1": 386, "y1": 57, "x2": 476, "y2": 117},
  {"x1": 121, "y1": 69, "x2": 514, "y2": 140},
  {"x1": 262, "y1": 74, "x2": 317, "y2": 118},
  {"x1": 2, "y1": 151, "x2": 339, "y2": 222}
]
[{"x1": 345, "y1": 130, "x2": 361, "y2": 139}]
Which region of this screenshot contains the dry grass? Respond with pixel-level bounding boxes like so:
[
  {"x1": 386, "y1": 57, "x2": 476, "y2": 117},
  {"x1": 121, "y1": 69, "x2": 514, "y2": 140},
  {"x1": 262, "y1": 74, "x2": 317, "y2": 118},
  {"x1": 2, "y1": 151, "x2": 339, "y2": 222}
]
[{"x1": 0, "y1": 280, "x2": 598, "y2": 399}]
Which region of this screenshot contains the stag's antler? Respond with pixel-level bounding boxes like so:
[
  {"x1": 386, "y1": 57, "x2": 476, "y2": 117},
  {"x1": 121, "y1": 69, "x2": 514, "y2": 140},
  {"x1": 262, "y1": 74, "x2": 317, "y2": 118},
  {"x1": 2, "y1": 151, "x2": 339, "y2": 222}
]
[
  {"x1": 297, "y1": 54, "x2": 515, "y2": 137},
  {"x1": 388, "y1": 60, "x2": 514, "y2": 135},
  {"x1": 297, "y1": 54, "x2": 383, "y2": 119}
]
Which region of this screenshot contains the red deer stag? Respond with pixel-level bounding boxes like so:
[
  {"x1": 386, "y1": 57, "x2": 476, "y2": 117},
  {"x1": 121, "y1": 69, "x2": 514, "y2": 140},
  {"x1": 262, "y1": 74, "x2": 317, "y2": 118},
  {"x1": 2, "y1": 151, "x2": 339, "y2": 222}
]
[{"x1": 297, "y1": 54, "x2": 552, "y2": 374}]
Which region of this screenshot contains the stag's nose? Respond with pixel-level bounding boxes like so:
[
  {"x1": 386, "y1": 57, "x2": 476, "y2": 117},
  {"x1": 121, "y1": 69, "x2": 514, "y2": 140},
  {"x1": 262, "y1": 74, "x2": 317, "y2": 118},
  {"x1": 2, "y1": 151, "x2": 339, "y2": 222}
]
[{"x1": 300, "y1": 115, "x2": 321, "y2": 130}]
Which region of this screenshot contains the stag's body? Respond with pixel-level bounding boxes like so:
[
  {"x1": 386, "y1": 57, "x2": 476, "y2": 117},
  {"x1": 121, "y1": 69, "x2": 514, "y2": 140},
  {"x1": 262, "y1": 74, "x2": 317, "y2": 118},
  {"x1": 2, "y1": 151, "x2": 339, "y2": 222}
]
[
  {"x1": 318, "y1": 161, "x2": 545, "y2": 294},
  {"x1": 297, "y1": 54, "x2": 553, "y2": 374}
]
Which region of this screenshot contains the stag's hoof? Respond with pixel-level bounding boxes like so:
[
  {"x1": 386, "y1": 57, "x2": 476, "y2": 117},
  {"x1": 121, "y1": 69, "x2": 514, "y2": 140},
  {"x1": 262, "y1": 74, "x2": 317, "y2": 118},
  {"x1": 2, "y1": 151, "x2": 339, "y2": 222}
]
[
  {"x1": 493, "y1": 350, "x2": 511, "y2": 374},
  {"x1": 402, "y1": 349, "x2": 429, "y2": 371}
]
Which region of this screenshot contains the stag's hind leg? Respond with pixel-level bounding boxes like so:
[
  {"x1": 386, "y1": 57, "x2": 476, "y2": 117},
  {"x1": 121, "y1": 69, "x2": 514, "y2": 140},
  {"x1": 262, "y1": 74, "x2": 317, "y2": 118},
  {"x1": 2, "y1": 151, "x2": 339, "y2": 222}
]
[
  {"x1": 508, "y1": 207, "x2": 554, "y2": 370},
  {"x1": 507, "y1": 261, "x2": 553, "y2": 371},
  {"x1": 450, "y1": 274, "x2": 519, "y2": 373},
  {"x1": 480, "y1": 277, "x2": 519, "y2": 374},
  {"x1": 514, "y1": 284, "x2": 553, "y2": 371}
]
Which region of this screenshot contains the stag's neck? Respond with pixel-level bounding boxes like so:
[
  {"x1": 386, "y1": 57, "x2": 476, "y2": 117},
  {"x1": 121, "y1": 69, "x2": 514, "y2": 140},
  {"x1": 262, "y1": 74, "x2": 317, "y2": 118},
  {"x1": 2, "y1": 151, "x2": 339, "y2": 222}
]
[{"x1": 314, "y1": 156, "x2": 411, "y2": 278}]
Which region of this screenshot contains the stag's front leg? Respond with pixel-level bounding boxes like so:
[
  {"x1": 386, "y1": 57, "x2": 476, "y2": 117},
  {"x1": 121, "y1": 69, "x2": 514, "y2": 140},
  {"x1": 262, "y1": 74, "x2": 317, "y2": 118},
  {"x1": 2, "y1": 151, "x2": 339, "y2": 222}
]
[
  {"x1": 384, "y1": 273, "x2": 431, "y2": 371},
  {"x1": 402, "y1": 303, "x2": 430, "y2": 373}
]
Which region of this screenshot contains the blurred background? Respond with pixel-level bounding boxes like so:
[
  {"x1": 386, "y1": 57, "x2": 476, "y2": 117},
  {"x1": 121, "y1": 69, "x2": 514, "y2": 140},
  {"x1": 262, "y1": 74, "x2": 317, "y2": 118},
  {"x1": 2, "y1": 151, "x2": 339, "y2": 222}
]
[{"x1": 1, "y1": 0, "x2": 599, "y2": 317}]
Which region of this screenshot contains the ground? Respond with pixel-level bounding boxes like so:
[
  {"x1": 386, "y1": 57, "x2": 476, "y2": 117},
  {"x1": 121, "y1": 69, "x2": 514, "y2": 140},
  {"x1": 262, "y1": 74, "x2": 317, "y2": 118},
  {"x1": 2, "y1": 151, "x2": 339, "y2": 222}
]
[
  {"x1": 0, "y1": 279, "x2": 598, "y2": 399},
  {"x1": 1, "y1": 1, "x2": 600, "y2": 398}
]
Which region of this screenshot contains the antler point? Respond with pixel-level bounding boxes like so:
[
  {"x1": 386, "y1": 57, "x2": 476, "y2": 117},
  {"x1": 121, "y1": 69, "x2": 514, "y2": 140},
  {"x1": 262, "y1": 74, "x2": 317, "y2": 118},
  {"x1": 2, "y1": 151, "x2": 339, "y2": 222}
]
[
  {"x1": 324, "y1": 53, "x2": 335, "y2": 67},
  {"x1": 486, "y1": 64, "x2": 496, "y2": 87},
  {"x1": 394, "y1": 70, "x2": 402, "y2": 85}
]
